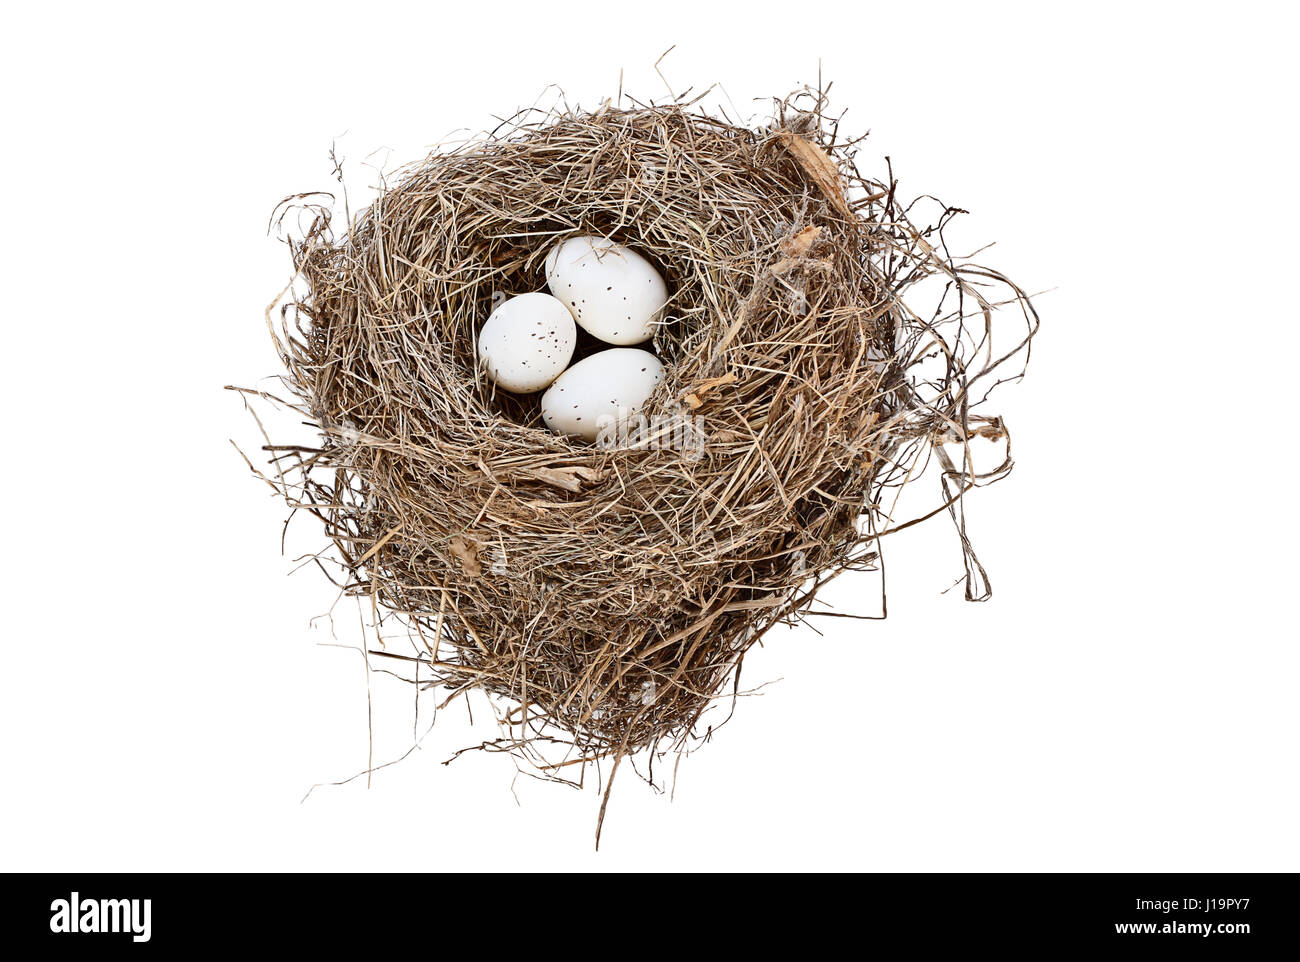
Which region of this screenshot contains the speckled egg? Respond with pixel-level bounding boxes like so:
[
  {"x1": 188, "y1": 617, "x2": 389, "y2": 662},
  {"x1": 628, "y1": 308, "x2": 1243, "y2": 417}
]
[
  {"x1": 477, "y1": 292, "x2": 576, "y2": 393},
  {"x1": 541, "y1": 348, "x2": 665, "y2": 441},
  {"x1": 545, "y1": 236, "x2": 667, "y2": 345}
]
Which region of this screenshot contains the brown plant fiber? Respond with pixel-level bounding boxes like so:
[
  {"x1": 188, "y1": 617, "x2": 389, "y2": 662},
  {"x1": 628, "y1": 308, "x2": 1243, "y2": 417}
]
[{"x1": 239, "y1": 88, "x2": 1038, "y2": 834}]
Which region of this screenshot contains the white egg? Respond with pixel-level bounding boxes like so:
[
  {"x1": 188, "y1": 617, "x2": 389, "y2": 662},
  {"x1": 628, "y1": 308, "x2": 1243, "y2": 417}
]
[
  {"x1": 545, "y1": 236, "x2": 668, "y2": 345},
  {"x1": 541, "y1": 348, "x2": 665, "y2": 442},
  {"x1": 477, "y1": 292, "x2": 576, "y2": 393}
]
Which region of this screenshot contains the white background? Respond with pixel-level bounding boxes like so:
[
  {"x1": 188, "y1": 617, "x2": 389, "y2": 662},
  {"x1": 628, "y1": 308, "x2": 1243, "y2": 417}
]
[{"x1": 2, "y1": 1, "x2": 1296, "y2": 871}]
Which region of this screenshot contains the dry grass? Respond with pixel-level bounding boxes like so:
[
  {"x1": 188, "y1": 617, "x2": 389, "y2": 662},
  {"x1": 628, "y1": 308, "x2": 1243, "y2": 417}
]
[{"x1": 234, "y1": 86, "x2": 1038, "y2": 842}]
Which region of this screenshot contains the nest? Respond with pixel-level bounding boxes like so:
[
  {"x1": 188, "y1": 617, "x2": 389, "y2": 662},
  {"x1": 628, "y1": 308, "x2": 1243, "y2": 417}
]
[{"x1": 244, "y1": 88, "x2": 1037, "y2": 830}]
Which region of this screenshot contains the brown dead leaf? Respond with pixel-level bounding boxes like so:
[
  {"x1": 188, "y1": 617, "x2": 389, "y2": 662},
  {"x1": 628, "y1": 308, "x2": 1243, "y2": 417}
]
[
  {"x1": 682, "y1": 371, "x2": 739, "y2": 410},
  {"x1": 518, "y1": 465, "x2": 607, "y2": 493},
  {"x1": 780, "y1": 224, "x2": 822, "y2": 257},
  {"x1": 932, "y1": 416, "x2": 1006, "y2": 444},
  {"x1": 776, "y1": 132, "x2": 852, "y2": 219},
  {"x1": 770, "y1": 255, "x2": 833, "y2": 276},
  {"x1": 447, "y1": 534, "x2": 482, "y2": 577}
]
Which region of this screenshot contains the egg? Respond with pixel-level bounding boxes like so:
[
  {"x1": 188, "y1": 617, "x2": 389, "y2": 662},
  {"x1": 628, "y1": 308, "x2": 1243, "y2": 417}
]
[
  {"x1": 477, "y1": 292, "x2": 576, "y2": 393},
  {"x1": 541, "y1": 348, "x2": 665, "y2": 441},
  {"x1": 545, "y1": 236, "x2": 668, "y2": 345}
]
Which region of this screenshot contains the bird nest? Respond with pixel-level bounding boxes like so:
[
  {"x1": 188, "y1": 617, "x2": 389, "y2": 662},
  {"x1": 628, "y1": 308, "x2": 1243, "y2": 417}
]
[{"x1": 239, "y1": 88, "x2": 1037, "y2": 830}]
